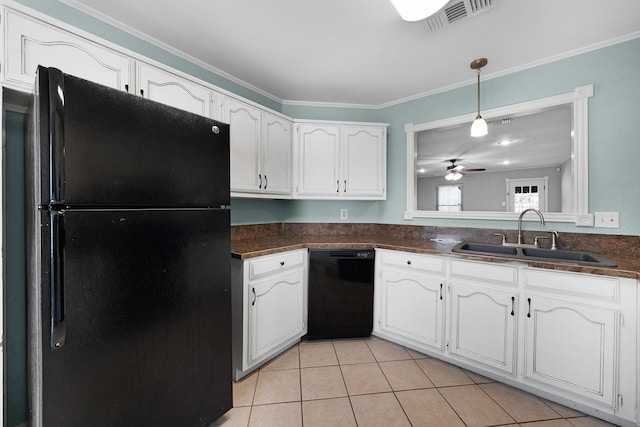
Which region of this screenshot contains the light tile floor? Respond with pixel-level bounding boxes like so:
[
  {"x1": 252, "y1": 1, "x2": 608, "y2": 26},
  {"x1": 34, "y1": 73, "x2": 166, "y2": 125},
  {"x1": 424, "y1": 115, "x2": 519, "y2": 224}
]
[{"x1": 213, "y1": 336, "x2": 618, "y2": 427}]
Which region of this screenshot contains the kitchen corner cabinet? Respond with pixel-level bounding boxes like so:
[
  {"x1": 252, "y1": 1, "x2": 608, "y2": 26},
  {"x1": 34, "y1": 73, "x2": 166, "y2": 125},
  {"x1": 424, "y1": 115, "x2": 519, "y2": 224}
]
[
  {"x1": 3, "y1": 9, "x2": 132, "y2": 91},
  {"x1": 295, "y1": 121, "x2": 387, "y2": 200},
  {"x1": 224, "y1": 97, "x2": 293, "y2": 197},
  {"x1": 448, "y1": 260, "x2": 518, "y2": 375},
  {"x1": 373, "y1": 249, "x2": 446, "y2": 353},
  {"x1": 136, "y1": 62, "x2": 222, "y2": 120},
  {"x1": 372, "y1": 249, "x2": 638, "y2": 425},
  {"x1": 231, "y1": 249, "x2": 307, "y2": 380}
]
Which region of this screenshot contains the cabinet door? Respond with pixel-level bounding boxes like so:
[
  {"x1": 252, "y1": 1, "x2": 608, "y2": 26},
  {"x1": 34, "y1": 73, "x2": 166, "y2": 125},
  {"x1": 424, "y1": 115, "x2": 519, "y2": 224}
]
[
  {"x1": 449, "y1": 282, "x2": 517, "y2": 374},
  {"x1": 377, "y1": 269, "x2": 445, "y2": 352},
  {"x1": 262, "y1": 113, "x2": 292, "y2": 195},
  {"x1": 4, "y1": 10, "x2": 131, "y2": 91},
  {"x1": 342, "y1": 126, "x2": 386, "y2": 198},
  {"x1": 248, "y1": 269, "x2": 305, "y2": 365},
  {"x1": 296, "y1": 125, "x2": 340, "y2": 196},
  {"x1": 225, "y1": 98, "x2": 262, "y2": 193},
  {"x1": 137, "y1": 62, "x2": 211, "y2": 117},
  {"x1": 523, "y1": 294, "x2": 618, "y2": 407}
]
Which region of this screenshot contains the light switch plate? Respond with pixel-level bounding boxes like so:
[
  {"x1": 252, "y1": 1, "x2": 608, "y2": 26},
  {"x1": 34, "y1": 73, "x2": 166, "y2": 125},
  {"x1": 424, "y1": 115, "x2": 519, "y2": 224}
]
[
  {"x1": 340, "y1": 209, "x2": 348, "y2": 220},
  {"x1": 595, "y1": 212, "x2": 619, "y2": 228}
]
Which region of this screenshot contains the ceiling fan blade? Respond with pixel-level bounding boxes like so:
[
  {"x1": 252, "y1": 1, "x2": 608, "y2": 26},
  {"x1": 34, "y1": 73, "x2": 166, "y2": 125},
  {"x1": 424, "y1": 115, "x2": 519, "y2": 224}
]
[{"x1": 461, "y1": 168, "x2": 486, "y2": 172}]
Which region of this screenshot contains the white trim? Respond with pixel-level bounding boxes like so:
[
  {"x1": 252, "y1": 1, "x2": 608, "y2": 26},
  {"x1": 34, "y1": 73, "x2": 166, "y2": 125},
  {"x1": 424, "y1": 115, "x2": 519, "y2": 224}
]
[
  {"x1": 57, "y1": 0, "x2": 284, "y2": 105},
  {"x1": 0, "y1": 88, "x2": 4, "y2": 427},
  {"x1": 20, "y1": 0, "x2": 639, "y2": 110},
  {"x1": 404, "y1": 85, "x2": 593, "y2": 224}
]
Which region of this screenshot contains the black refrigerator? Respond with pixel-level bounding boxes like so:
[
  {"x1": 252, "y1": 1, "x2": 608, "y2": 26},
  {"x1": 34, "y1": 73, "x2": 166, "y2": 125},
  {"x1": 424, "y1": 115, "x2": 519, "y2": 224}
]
[{"x1": 24, "y1": 66, "x2": 232, "y2": 426}]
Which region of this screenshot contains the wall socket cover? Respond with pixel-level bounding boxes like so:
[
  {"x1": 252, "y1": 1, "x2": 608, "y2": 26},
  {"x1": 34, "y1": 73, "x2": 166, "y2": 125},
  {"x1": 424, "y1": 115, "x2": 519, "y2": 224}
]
[
  {"x1": 594, "y1": 212, "x2": 619, "y2": 228},
  {"x1": 340, "y1": 209, "x2": 348, "y2": 220}
]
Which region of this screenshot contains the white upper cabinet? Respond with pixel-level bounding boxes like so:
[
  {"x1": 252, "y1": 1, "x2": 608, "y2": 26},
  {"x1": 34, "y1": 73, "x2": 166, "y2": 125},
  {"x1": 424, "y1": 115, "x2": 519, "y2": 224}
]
[
  {"x1": 3, "y1": 10, "x2": 132, "y2": 91},
  {"x1": 295, "y1": 121, "x2": 387, "y2": 200},
  {"x1": 137, "y1": 62, "x2": 221, "y2": 120},
  {"x1": 224, "y1": 97, "x2": 293, "y2": 197},
  {"x1": 341, "y1": 126, "x2": 386, "y2": 197},
  {"x1": 296, "y1": 124, "x2": 341, "y2": 197},
  {"x1": 261, "y1": 112, "x2": 293, "y2": 195}
]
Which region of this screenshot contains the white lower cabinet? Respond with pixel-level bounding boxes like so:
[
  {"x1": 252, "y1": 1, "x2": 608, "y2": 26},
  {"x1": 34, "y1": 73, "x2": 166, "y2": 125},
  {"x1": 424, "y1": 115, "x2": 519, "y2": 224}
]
[
  {"x1": 523, "y1": 293, "x2": 617, "y2": 406},
  {"x1": 373, "y1": 250, "x2": 638, "y2": 426},
  {"x1": 232, "y1": 249, "x2": 307, "y2": 380},
  {"x1": 449, "y1": 282, "x2": 517, "y2": 375},
  {"x1": 447, "y1": 259, "x2": 518, "y2": 374},
  {"x1": 374, "y1": 250, "x2": 446, "y2": 353}
]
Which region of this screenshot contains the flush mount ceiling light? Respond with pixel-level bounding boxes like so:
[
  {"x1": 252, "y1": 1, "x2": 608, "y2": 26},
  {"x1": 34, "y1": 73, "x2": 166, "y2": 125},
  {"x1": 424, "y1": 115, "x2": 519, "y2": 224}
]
[
  {"x1": 389, "y1": 0, "x2": 450, "y2": 21},
  {"x1": 470, "y1": 57, "x2": 488, "y2": 137}
]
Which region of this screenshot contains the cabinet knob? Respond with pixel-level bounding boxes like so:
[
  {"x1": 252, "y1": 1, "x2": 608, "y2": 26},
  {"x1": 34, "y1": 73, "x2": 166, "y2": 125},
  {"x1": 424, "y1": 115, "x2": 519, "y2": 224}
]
[
  {"x1": 406, "y1": 260, "x2": 412, "y2": 265},
  {"x1": 280, "y1": 261, "x2": 285, "y2": 266}
]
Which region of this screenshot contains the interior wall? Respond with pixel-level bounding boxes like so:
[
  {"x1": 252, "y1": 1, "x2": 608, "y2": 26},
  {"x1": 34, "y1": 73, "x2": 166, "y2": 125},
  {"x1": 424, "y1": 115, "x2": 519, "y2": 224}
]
[{"x1": 416, "y1": 166, "x2": 562, "y2": 212}]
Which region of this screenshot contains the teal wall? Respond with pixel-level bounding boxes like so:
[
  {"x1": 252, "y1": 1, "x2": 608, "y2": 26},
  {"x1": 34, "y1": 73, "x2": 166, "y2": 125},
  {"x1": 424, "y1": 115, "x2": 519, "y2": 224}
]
[
  {"x1": 4, "y1": 111, "x2": 27, "y2": 426},
  {"x1": 9, "y1": 1, "x2": 640, "y2": 234},
  {"x1": 283, "y1": 38, "x2": 640, "y2": 235}
]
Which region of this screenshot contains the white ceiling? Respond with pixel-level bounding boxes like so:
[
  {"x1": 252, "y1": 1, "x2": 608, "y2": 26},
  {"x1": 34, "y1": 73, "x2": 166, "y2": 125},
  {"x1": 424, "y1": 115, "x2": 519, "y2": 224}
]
[{"x1": 60, "y1": 0, "x2": 640, "y2": 106}]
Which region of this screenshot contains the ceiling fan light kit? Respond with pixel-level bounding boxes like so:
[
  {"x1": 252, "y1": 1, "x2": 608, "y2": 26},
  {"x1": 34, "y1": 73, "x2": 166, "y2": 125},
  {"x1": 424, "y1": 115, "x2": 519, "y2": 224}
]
[
  {"x1": 389, "y1": 0, "x2": 449, "y2": 21},
  {"x1": 470, "y1": 57, "x2": 488, "y2": 137}
]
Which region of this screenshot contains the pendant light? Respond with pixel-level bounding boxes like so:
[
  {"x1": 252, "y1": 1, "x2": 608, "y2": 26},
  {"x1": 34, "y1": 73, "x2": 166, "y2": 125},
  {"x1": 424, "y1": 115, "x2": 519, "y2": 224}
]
[
  {"x1": 389, "y1": 0, "x2": 449, "y2": 21},
  {"x1": 470, "y1": 58, "x2": 488, "y2": 137}
]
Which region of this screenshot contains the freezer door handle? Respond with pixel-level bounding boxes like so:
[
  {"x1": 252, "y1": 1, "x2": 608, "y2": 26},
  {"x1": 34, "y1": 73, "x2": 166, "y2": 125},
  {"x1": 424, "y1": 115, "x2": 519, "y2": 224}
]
[
  {"x1": 50, "y1": 211, "x2": 66, "y2": 348},
  {"x1": 48, "y1": 68, "x2": 66, "y2": 206}
]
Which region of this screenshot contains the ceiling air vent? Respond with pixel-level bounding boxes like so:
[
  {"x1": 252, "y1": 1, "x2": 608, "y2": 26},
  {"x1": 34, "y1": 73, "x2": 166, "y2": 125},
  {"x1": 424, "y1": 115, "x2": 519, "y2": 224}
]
[{"x1": 424, "y1": 0, "x2": 497, "y2": 33}]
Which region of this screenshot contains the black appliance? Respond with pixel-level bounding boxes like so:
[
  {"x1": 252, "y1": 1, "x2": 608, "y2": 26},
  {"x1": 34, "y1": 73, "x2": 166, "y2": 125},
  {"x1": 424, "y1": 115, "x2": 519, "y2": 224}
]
[
  {"x1": 24, "y1": 66, "x2": 232, "y2": 426},
  {"x1": 307, "y1": 249, "x2": 375, "y2": 339}
]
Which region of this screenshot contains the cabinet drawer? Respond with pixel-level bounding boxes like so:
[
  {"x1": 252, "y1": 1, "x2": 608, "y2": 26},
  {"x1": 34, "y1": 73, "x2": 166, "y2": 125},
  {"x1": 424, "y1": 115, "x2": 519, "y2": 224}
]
[
  {"x1": 449, "y1": 259, "x2": 517, "y2": 286},
  {"x1": 248, "y1": 250, "x2": 306, "y2": 280},
  {"x1": 523, "y1": 268, "x2": 619, "y2": 300},
  {"x1": 379, "y1": 250, "x2": 446, "y2": 275}
]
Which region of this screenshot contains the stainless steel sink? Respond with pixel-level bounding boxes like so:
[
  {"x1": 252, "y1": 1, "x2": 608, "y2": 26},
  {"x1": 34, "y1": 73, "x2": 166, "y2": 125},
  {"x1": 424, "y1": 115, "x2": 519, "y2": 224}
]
[{"x1": 452, "y1": 242, "x2": 616, "y2": 267}]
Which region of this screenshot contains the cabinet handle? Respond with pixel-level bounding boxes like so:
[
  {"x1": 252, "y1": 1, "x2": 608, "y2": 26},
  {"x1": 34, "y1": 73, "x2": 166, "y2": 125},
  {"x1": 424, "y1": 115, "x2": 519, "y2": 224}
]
[
  {"x1": 252, "y1": 287, "x2": 256, "y2": 306},
  {"x1": 336, "y1": 180, "x2": 340, "y2": 193},
  {"x1": 258, "y1": 174, "x2": 262, "y2": 189},
  {"x1": 440, "y1": 283, "x2": 443, "y2": 300},
  {"x1": 140, "y1": 89, "x2": 144, "y2": 97},
  {"x1": 264, "y1": 175, "x2": 268, "y2": 190},
  {"x1": 344, "y1": 180, "x2": 347, "y2": 193},
  {"x1": 511, "y1": 296, "x2": 515, "y2": 316},
  {"x1": 406, "y1": 260, "x2": 411, "y2": 265},
  {"x1": 280, "y1": 261, "x2": 285, "y2": 266},
  {"x1": 124, "y1": 84, "x2": 129, "y2": 93},
  {"x1": 527, "y1": 297, "x2": 532, "y2": 318}
]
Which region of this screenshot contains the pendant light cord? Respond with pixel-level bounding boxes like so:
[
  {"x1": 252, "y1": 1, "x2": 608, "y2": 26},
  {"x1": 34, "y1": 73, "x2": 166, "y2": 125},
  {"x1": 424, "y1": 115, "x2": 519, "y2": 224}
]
[{"x1": 476, "y1": 68, "x2": 481, "y2": 118}]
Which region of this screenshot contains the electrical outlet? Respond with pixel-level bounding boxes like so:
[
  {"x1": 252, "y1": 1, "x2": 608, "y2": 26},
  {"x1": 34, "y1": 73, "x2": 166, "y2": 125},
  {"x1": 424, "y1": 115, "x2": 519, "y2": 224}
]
[
  {"x1": 595, "y1": 212, "x2": 619, "y2": 228},
  {"x1": 340, "y1": 209, "x2": 348, "y2": 220}
]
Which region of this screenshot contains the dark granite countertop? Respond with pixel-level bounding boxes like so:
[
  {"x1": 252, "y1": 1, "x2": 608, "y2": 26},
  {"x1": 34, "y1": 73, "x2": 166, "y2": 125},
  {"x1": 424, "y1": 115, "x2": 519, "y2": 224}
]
[{"x1": 231, "y1": 233, "x2": 640, "y2": 280}]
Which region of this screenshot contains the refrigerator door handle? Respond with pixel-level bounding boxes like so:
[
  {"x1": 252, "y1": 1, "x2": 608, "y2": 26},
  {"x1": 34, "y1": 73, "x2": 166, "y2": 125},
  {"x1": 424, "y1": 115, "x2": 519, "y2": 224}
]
[
  {"x1": 48, "y1": 68, "x2": 66, "y2": 206},
  {"x1": 51, "y1": 211, "x2": 66, "y2": 349}
]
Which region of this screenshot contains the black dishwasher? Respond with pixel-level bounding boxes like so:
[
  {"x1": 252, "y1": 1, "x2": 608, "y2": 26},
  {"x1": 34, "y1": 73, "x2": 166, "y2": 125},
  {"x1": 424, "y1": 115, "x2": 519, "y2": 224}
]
[{"x1": 307, "y1": 248, "x2": 375, "y2": 339}]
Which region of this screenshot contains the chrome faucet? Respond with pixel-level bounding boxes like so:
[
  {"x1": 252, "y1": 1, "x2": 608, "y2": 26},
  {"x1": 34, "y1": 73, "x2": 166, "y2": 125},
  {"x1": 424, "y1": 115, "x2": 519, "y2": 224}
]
[{"x1": 517, "y1": 208, "x2": 545, "y2": 245}]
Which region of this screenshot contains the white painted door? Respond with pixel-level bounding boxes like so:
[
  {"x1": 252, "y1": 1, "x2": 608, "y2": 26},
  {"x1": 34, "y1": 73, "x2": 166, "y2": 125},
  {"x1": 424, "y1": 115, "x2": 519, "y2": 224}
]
[
  {"x1": 523, "y1": 294, "x2": 618, "y2": 407},
  {"x1": 342, "y1": 126, "x2": 386, "y2": 198},
  {"x1": 137, "y1": 62, "x2": 211, "y2": 117},
  {"x1": 506, "y1": 177, "x2": 548, "y2": 212},
  {"x1": 248, "y1": 269, "x2": 305, "y2": 365},
  {"x1": 378, "y1": 269, "x2": 445, "y2": 351},
  {"x1": 296, "y1": 124, "x2": 340, "y2": 196},
  {"x1": 262, "y1": 113, "x2": 292, "y2": 195},
  {"x1": 449, "y1": 282, "x2": 517, "y2": 374},
  {"x1": 225, "y1": 98, "x2": 262, "y2": 193},
  {"x1": 4, "y1": 10, "x2": 132, "y2": 91}
]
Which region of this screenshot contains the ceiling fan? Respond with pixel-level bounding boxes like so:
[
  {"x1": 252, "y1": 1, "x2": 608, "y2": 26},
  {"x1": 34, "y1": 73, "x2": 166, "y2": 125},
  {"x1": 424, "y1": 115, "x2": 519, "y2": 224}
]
[{"x1": 445, "y1": 159, "x2": 485, "y2": 181}]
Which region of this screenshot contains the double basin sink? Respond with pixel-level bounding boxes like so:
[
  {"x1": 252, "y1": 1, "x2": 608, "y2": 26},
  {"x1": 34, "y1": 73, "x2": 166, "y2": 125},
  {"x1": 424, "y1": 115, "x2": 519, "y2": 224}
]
[{"x1": 451, "y1": 242, "x2": 616, "y2": 267}]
